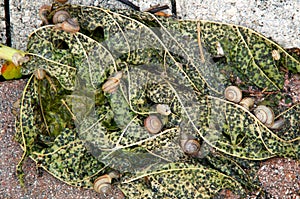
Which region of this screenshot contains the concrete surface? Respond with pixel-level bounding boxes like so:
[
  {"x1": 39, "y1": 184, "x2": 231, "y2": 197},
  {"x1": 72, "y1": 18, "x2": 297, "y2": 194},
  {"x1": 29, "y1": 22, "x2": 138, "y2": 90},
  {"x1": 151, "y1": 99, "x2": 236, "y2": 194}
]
[
  {"x1": 7, "y1": 0, "x2": 300, "y2": 51},
  {"x1": 0, "y1": 0, "x2": 300, "y2": 198}
]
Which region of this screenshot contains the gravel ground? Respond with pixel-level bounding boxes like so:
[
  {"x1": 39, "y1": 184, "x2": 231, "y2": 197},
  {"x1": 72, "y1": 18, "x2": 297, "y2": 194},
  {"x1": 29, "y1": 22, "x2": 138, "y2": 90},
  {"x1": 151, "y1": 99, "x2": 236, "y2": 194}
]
[{"x1": 1, "y1": 0, "x2": 300, "y2": 198}]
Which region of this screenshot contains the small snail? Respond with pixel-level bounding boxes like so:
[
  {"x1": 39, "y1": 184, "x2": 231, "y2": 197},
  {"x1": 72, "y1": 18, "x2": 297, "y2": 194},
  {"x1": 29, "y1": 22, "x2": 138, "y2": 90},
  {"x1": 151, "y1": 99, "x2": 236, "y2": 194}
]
[
  {"x1": 181, "y1": 139, "x2": 201, "y2": 157},
  {"x1": 102, "y1": 71, "x2": 123, "y2": 93},
  {"x1": 144, "y1": 114, "x2": 163, "y2": 134},
  {"x1": 272, "y1": 49, "x2": 280, "y2": 60},
  {"x1": 93, "y1": 172, "x2": 125, "y2": 198},
  {"x1": 34, "y1": 68, "x2": 46, "y2": 80},
  {"x1": 54, "y1": 18, "x2": 80, "y2": 33},
  {"x1": 54, "y1": 0, "x2": 68, "y2": 3},
  {"x1": 180, "y1": 133, "x2": 201, "y2": 157},
  {"x1": 224, "y1": 86, "x2": 242, "y2": 103},
  {"x1": 254, "y1": 105, "x2": 274, "y2": 127},
  {"x1": 156, "y1": 104, "x2": 171, "y2": 116},
  {"x1": 39, "y1": 5, "x2": 51, "y2": 25},
  {"x1": 52, "y1": 10, "x2": 71, "y2": 24},
  {"x1": 239, "y1": 97, "x2": 254, "y2": 110}
]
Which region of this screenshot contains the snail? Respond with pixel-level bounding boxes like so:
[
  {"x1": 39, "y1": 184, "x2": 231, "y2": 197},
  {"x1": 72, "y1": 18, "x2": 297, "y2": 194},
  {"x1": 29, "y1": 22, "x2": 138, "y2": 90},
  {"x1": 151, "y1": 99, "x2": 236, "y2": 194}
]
[
  {"x1": 144, "y1": 114, "x2": 163, "y2": 134},
  {"x1": 102, "y1": 71, "x2": 123, "y2": 93},
  {"x1": 180, "y1": 133, "x2": 201, "y2": 157},
  {"x1": 272, "y1": 49, "x2": 280, "y2": 60},
  {"x1": 269, "y1": 118, "x2": 285, "y2": 130},
  {"x1": 254, "y1": 105, "x2": 274, "y2": 127},
  {"x1": 239, "y1": 97, "x2": 254, "y2": 110},
  {"x1": 181, "y1": 139, "x2": 201, "y2": 157},
  {"x1": 39, "y1": 5, "x2": 51, "y2": 25},
  {"x1": 54, "y1": 18, "x2": 80, "y2": 33},
  {"x1": 156, "y1": 104, "x2": 171, "y2": 116},
  {"x1": 54, "y1": 0, "x2": 68, "y2": 3},
  {"x1": 93, "y1": 171, "x2": 119, "y2": 194},
  {"x1": 52, "y1": 10, "x2": 71, "y2": 24},
  {"x1": 93, "y1": 172, "x2": 125, "y2": 199},
  {"x1": 34, "y1": 68, "x2": 46, "y2": 80},
  {"x1": 224, "y1": 86, "x2": 242, "y2": 103}
]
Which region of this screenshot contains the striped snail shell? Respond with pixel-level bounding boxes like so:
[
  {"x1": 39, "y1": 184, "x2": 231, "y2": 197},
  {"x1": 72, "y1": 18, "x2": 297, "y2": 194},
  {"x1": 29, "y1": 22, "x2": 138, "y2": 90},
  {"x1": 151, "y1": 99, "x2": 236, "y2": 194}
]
[
  {"x1": 93, "y1": 174, "x2": 112, "y2": 194},
  {"x1": 224, "y1": 86, "x2": 242, "y2": 103},
  {"x1": 239, "y1": 97, "x2": 254, "y2": 110},
  {"x1": 254, "y1": 105, "x2": 275, "y2": 127},
  {"x1": 52, "y1": 10, "x2": 71, "y2": 24},
  {"x1": 144, "y1": 114, "x2": 163, "y2": 134},
  {"x1": 180, "y1": 137, "x2": 201, "y2": 157}
]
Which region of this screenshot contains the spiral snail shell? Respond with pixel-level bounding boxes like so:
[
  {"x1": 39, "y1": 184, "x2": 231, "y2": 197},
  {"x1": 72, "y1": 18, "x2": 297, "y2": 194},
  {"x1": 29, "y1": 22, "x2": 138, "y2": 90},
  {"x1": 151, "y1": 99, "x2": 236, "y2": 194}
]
[
  {"x1": 224, "y1": 86, "x2": 242, "y2": 103},
  {"x1": 254, "y1": 105, "x2": 275, "y2": 127},
  {"x1": 239, "y1": 97, "x2": 254, "y2": 110},
  {"x1": 144, "y1": 114, "x2": 163, "y2": 134},
  {"x1": 52, "y1": 10, "x2": 71, "y2": 24},
  {"x1": 54, "y1": 17, "x2": 80, "y2": 33},
  {"x1": 182, "y1": 139, "x2": 201, "y2": 157},
  {"x1": 39, "y1": 5, "x2": 51, "y2": 25}
]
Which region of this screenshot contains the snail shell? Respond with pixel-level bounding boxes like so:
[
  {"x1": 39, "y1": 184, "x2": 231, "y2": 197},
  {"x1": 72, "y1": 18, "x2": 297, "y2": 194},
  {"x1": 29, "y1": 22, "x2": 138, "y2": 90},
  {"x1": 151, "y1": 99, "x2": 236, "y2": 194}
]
[
  {"x1": 144, "y1": 114, "x2": 163, "y2": 134},
  {"x1": 254, "y1": 105, "x2": 274, "y2": 127},
  {"x1": 272, "y1": 49, "x2": 280, "y2": 60},
  {"x1": 224, "y1": 86, "x2": 242, "y2": 103},
  {"x1": 39, "y1": 5, "x2": 51, "y2": 25},
  {"x1": 181, "y1": 139, "x2": 201, "y2": 157},
  {"x1": 102, "y1": 71, "x2": 123, "y2": 93},
  {"x1": 52, "y1": 10, "x2": 71, "y2": 24},
  {"x1": 54, "y1": 0, "x2": 68, "y2": 3},
  {"x1": 156, "y1": 104, "x2": 171, "y2": 116},
  {"x1": 94, "y1": 175, "x2": 112, "y2": 194},
  {"x1": 55, "y1": 18, "x2": 80, "y2": 33},
  {"x1": 239, "y1": 97, "x2": 254, "y2": 110},
  {"x1": 34, "y1": 69, "x2": 46, "y2": 80}
]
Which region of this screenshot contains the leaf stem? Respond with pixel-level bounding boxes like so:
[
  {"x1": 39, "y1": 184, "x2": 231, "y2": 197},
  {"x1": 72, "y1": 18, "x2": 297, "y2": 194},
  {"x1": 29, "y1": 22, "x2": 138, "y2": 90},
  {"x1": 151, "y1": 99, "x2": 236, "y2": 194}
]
[{"x1": 0, "y1": 44, "x2": 29, "y2": 66}]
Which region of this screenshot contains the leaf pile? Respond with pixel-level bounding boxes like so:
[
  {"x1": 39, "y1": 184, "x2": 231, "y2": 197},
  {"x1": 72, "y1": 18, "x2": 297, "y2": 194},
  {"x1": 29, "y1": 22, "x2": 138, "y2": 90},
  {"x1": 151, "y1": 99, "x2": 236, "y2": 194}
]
[{"x1": 16, "y1": 4, "x2": 300, "y2": 198}]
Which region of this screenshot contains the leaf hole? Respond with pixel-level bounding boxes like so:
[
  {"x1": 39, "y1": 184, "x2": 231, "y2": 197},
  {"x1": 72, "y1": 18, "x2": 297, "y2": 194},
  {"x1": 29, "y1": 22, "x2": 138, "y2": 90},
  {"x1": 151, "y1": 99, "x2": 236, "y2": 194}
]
[{"x1": 53, "y1": 39, "x2": 69, "y2": 50}]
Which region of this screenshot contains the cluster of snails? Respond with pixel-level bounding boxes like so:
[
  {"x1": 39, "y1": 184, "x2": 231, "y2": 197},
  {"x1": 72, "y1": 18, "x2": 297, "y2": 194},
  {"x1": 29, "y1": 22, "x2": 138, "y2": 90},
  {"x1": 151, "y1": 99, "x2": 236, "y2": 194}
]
[
  {"x1": 39, "y1": 5, "x2": 80, "y2": 33},
  {"x1": 224, "y1": 86, "x2": 284, "y2": 129},
  {"x1": 93, "y1": 171, "x2": 125, "y2": 199}
]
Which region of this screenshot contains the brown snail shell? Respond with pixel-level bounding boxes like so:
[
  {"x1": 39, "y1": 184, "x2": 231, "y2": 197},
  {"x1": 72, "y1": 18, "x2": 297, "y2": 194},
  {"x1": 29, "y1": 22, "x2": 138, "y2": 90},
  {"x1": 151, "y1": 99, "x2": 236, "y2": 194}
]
[
  {"x1": 54, "y1": 0, "x2": 68, "y2": 3},
  {"x1": 156, "y1": 104, "x2": 171, "y2": 116},
  {"x1": 239, "y1": 97, "x2": 254, "y2": 110},
  {"x1": 254, "y1": 105, "x2": 275, "y2": 127},
  {"x1": 34, "y1": 69, "x2": 46, "y2": 80},
  {"x1": 39, "y1": 5, "x2": 51, "y2": 25},
  {"x1": 52, "y1": 10, "x2": 71, "y2": 24},
  {"x1": 55, "y1": 18, "x2": 80, "y2": 33},
  {"x1": 224, "y1": 86, "x2": 242, "y2": 103},
  {"x1": 102, "y1": 71, "x2": 123, "y2": 93},
  {"x1": 181, "y1": 139, "x2": 201, "y2": 157},
  {"x1": 94, "y1": 174, "x2": 112, "y2": 194},
  {"x1": 144, "y1": 114, "x2": 163, "y2": 134},
  {"x1": 93, "y1": 171, "x2": 120, "y2": 194}
]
